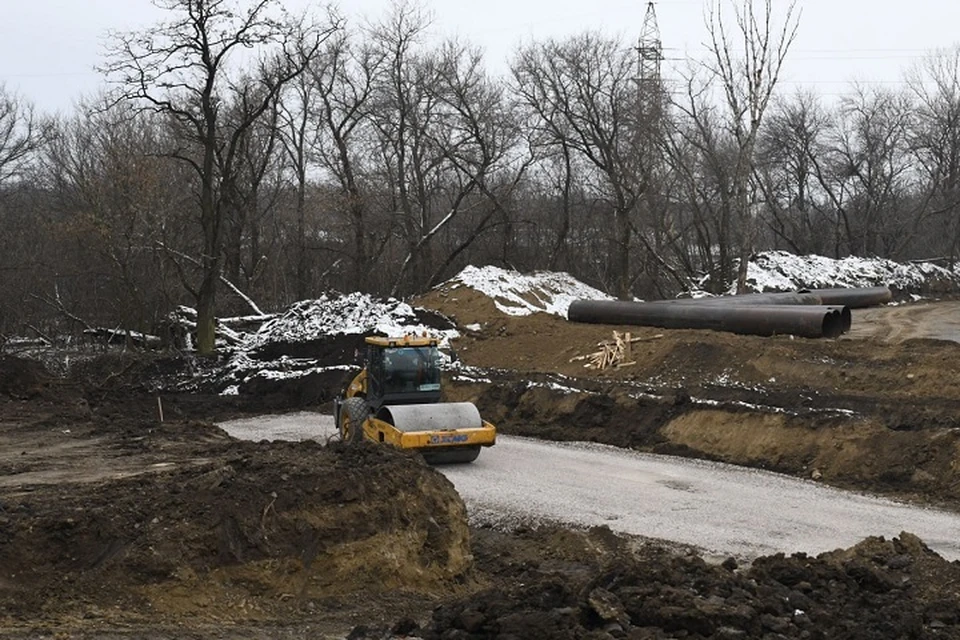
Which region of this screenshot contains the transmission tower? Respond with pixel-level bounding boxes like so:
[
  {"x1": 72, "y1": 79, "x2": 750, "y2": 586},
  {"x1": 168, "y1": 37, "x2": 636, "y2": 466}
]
[
  {"x1": 637, "y1": 2, "x2": 663, "y2": 121},
  {"x1": 635, "y1": 2, "x2": 667, "y2": 260},
  {"x1": 637, "y1": 1, "x2": 663, "y2": 93}
]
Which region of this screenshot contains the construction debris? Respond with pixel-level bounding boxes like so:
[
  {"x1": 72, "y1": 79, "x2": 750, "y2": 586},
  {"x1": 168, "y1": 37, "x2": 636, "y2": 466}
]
[{"x1": 571, "y1": 331, "x2": 663, "y2": 370}]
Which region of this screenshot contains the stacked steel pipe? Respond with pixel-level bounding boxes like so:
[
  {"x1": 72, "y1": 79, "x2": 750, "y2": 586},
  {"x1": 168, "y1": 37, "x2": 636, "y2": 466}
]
[{"x1": 567, "y1": 287, "x2": 892, "y2": 339}]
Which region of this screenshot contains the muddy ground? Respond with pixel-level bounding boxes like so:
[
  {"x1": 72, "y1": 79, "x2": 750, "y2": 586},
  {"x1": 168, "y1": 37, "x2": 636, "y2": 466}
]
[{"x1": 2, "y1": 295, "x2": 960, "y2": 638}]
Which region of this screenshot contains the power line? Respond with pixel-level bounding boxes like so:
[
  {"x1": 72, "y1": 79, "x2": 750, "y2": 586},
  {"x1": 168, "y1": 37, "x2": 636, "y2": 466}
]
[
  {"x1": 1, "y1": 71, "x2": 97, "y2": 78},
  {"x1": 662, "y1": 47, "x2": 941, "y2": 53}
]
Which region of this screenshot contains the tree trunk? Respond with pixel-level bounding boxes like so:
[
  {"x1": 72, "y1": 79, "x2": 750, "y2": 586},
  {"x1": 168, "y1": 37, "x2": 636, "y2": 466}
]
[
  {"x1": 735, "y1": 184, "x2": 752, "y2": 294},
  {"x1": 223, "y1": 203, "x2": 244, "y2": 285},
  {"x1": 718, "y1": 199, "x2": 732, "y2": 293},
  {"x1": 351, "y1": 195, "x2": 367, "y2": 289},
  {"x1": 247, "y1": 187, "x2": 260, "y2": 290},
  {"x1": 295, "y1": 167, "x2": 307, "y2": 300},
  {"x1": 615, "y1": 206, "x2": 631, "y2": 300},
  {"x1": 195, "y1": 266, "x2": 218, "y2": 355},
  {"x1": 549, "y1": 146, "x2": 573, "y2": 271},
  {"x1": 196, "y1": 123, "x2": 220, "y2": 356}
]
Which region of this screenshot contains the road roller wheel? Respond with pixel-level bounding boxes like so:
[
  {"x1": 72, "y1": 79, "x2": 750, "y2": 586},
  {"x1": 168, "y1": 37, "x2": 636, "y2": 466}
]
[{"x1": 339, "y1": 397, "x2": 369, "y2": 445}]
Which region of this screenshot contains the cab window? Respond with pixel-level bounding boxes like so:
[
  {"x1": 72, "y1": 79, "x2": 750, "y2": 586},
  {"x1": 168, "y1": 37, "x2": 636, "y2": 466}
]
[{"x1": 383, "y1": 346, "x2": 440, "y2": 393}]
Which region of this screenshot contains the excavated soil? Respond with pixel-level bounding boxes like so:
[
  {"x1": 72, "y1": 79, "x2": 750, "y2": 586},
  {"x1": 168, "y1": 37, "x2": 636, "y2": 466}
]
[
  {"x1": 359, "y1": 530, "x2": 960, "y2": 640},
  {"x1": 4, "y1": 294, "x2": 960, "y2": 637},
  {"x1": 0, "y1": 355, "x2": 473, "y2": 637}
]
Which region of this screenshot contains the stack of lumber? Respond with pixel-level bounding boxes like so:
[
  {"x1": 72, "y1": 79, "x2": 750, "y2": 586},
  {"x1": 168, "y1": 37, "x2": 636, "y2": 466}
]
[{"x1": 571, "y1": 331, "x2": 662, "y2": 370}]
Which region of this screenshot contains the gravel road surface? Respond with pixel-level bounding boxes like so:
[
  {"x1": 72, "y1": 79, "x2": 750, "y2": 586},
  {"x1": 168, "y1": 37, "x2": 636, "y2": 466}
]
[
  {"x1": 220, "y1": 412, "x2": 960, "y2": 561},
  {"x1": 849, "y1": 300, "x2": 960, "y2": 343}
]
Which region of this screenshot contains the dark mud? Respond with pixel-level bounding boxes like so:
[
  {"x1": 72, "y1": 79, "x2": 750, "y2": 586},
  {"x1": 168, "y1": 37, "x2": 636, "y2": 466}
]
[{"x1": 353, "y1": 530, "x2": 960, "y2": 640}]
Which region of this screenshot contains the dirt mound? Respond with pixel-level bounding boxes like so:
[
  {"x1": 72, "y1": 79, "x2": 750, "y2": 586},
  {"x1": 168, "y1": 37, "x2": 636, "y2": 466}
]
[
  {"x1": 234, "y1": 332, "x2": 366, "y2": 407},
  {"x1": 355, "y1": 531, "x2": 959, "y2": 639},
  {"x1": 418, "y1": 285, "x2": 518, "y2": 328},
  {"x1": 432, "y1": 265, "x2": 612, "y2": 317},
  {"x1": 0, "y1": 378, "x2": 471, "y2": 628}
]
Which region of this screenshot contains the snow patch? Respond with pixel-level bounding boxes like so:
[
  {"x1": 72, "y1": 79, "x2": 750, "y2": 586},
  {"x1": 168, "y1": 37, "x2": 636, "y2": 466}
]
[
  {"x1": 243, "y1": 293, "x2": 457, "y2": 349},
  {"x1": 178, "y1": 292, "x2": 460, "y2": 393},
  {"x1": 729, "y1": 251, "x2": 960, "y2": 294},
  {"x1": 442, "y1": 265, "x2": 613, "y2": 317},
  {"x1": 527, "y1": 380, "x2": 585, "y2": 394}
]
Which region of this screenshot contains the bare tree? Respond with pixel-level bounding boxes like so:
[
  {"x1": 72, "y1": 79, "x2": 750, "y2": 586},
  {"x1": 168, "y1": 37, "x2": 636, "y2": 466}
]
[
  {"x1": 512, "y1": 33, "x2": 646, "y2": 299},
  {"x1": 906, "y1": 47, "x2": 960, "y2": 263},
  {"x1": 704, "y1": 0, "x2": 799, "y2": 292},
  {"x1": 0, "y1": 87, "x2": 55, "y2": 334},
  {"x1": 276, "y1": 70, "x2": 315, "y2": 300},
  {"x1": 419, "y1": 41, "x2": 529, "y2": 290},
  {"x1": 665, "y1": 79, "x2": 740, "y2": 289},
  {"x1": 39, "y1": 100, "x2": 193, "y2": 334},
  {"x1": 366, "y1": 2, "x2": 445, "y2": 296},
  {"x1": 363, "y1": 4, "x2": 522, "y2": 296},
  {"x1": 220, "y1": 81, "x2": 284, "y2": 296},
  {"x1": 100, "y1": 0, "x2": 338, "y2": 354},
  {"x1": 816, "y1": 85, "x2": 919, "y2": 258},
  {"x1": 360, "y1": 3, "x2": 423, "y2": 291},
  {"x1": 0, "y1": 84, "x2": 52, "y2": 189},
  {"x1": 303, "y1": 27, "x2": 385, "y2": 293},
  {"x1": 755, "y1": 90, "x2": 834, "y2": 255}
]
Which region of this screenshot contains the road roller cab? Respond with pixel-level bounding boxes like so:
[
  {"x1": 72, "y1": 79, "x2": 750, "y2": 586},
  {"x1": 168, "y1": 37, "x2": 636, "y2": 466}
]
[{"x1": 334, "y1": 335, "x2": 496, "y2": 463}]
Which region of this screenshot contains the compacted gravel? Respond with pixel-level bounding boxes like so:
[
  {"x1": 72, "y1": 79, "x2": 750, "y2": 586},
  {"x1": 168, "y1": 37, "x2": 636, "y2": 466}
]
[{"x1": 219, "y1": 413, "x2": 960, "y2": 561}]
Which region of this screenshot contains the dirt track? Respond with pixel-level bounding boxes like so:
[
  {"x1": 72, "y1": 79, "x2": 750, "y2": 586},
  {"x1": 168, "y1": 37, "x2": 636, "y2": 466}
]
[
  {"x1": 5, "y1": 298, "x2": 960, "y2": 637},
  {"x1": 848, "y1": 300, "x2": 960, "y2": 343},
  {"x1": 222, "y1": 415, "x2": 960, "y2": 561}
]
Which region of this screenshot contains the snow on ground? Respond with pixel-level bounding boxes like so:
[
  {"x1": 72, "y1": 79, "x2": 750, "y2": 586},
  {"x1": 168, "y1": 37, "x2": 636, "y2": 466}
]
[
  {"x1": 735, "y1": 251, "x2": 960, "y2": 294},
  {"x1": 195, "y1": 293, "x2": 459, "y2": 393},
  {"x1": 242, "y1": 293, "x2": 458, "y2": 349},
  {"x1": 148, "y1": 253, "x2": 960, "y2": 393},
  {"x1": 198, "y1": 267, "x2": 610, "y2": 391},
  {"x1": 440, "y1": 254, "x2": 960, "y2": 318},
  {"x1": 443, "y1": 265, "x2": 613, "y2": 317}
]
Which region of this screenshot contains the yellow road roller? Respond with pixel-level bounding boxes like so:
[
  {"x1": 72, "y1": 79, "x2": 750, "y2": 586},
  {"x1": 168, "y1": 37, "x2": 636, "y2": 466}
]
[{"x1": 334, "y1": 335, "x2": 496, "y2": 463}]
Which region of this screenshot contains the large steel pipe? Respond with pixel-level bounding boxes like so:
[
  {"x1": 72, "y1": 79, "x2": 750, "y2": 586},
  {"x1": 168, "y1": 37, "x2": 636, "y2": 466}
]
[
  {"x1": 807, "y1": 286, "x2": 892, "y2": 308},
  {"x1": 826, "y1": 305, "x2": 852, "y2": 333},
  {"x1": 651, "y1": 291, "x2": 825, "y2": 306},
  {"x1": 653, "y1": 286, "x2": 891, "y2": 309},
  {"x1": 567, "y1": 300, "x2": 850, "y2": 339}
]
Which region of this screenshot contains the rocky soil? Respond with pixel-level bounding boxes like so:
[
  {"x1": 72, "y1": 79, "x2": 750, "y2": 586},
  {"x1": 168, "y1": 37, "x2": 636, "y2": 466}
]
[{"x1": 385, "y1": 530, "x2": 960, "y2": 640}]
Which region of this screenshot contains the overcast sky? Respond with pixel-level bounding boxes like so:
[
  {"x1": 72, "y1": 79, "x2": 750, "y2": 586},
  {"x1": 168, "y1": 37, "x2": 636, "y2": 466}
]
[{"x1": 3, "y1": 0, "x2": 960, "y2": 114}]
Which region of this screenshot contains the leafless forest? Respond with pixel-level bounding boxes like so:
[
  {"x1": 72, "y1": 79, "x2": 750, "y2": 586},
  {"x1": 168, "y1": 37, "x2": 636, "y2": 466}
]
[{"x1": 2, "y1": 0, "x2": 959, "y2": 351}]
